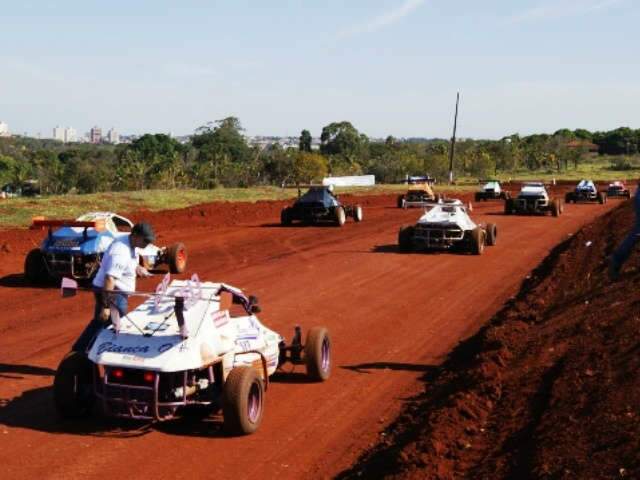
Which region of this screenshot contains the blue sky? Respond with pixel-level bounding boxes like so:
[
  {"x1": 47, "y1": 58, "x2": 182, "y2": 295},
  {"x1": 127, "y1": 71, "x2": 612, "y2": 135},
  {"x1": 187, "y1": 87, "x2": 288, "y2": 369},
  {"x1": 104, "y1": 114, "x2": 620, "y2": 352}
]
[{"x1": 1, "y1": 0, "x2": 639, "y2": 139}]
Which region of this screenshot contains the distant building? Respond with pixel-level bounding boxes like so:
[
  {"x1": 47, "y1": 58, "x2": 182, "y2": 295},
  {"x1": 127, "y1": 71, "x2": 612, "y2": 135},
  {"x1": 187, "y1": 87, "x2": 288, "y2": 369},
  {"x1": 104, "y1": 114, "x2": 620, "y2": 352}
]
[
  {"x1": 65, "y1": 127, "x2": 76, "y2": 143},
  {"x1": 90, "y1": 126, "x2": 102, "y2": 144},
  {"x1": 106, "y1": 128, "x2": 120, "y2": 144},
  {"x1": 53, "y1": 126, "x2": 65, "y2": 142},
  {"x1": 0, "y1": 121, "x2": 10, "y2": 137}
]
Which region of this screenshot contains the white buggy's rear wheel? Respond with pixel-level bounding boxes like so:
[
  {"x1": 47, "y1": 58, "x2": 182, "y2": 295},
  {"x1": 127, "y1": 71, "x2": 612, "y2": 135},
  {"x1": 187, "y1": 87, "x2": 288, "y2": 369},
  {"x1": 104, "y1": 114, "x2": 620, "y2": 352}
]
[{"x1": 53, "y1": 351, "x2": 95, "y2": 418}]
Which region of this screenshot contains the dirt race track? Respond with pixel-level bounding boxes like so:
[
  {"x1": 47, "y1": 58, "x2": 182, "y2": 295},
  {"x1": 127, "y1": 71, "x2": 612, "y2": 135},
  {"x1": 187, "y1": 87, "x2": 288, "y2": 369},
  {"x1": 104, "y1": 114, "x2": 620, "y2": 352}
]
[{"x1": 0, "y1": 190, "x2": 618, "y2": 479}]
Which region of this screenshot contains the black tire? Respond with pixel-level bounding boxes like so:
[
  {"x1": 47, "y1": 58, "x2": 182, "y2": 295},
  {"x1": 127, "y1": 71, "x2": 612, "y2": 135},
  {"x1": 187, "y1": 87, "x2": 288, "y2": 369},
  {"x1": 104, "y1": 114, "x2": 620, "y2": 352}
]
[
  {"x1": 53, "y1": 351, "x2": 95, "y2": 418},
  {"x1": 598, "y1": 192, "x2": 607, "y2": 204},
  {"x1": 475, "y1": 192, "x2": 482, "y2": 202},
  {"x1": 626, "y1": 191, "x2": 631, "y2": 199},
  {"x1": 222, "y1": 367, "x2": 264, "y2": 435},
  {"x1": 24, "y1": 248, "x2": 49, "y2": 284},
  {"x1": 280, "y1": 208, "x2": 292, "y2": 226},
  {"x1": 398, "y1": 226, "x2": 414, "y2": 252},
  {"x1": 434, "y1": 194, "x2": 442, "y2": 203},
  {"x1": 335, "y1": 206, "x2": 346, "y2": 227},
  {"x1": 551, "y1": 199, "x2": 561, "y2": 217},
  {"x1": 504, "y1": 198, "x2": 514, "y2": 215},
  {"x1": 353, "y1": 205, "x2": 363, "y2": 222},
  {"x1": 397, "y1": 195, "x2": 405, "y2": 208},
  {"x1": 486, "y1": 223, "x2": 497, "y2": 246},
  {"x1": 305, "y1": 326, "x2": 331, "y2": 382},
  {"x1": 166, "y1": 242, "x2": 187, "y2": 273},
  {"x1": 471, "y1": 227, "x2": 485, "y2": 255},
  {"x1": 565, "y1": 192, "x2": 574, "y2": 204}
]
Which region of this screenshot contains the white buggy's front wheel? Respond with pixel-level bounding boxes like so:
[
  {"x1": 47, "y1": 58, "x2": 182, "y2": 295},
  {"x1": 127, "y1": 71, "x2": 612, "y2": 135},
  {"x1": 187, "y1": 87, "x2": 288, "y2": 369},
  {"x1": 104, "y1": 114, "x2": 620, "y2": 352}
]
[{"x1": 222, "y1": 367, "x2": 264, "y2": 435}]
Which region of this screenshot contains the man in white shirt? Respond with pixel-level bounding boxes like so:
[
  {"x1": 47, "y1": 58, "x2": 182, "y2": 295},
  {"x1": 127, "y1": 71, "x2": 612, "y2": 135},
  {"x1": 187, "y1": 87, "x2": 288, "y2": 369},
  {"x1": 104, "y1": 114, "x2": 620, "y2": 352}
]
[{"x1": 72, "y1": 222, "x2": 156, "y2": 353}]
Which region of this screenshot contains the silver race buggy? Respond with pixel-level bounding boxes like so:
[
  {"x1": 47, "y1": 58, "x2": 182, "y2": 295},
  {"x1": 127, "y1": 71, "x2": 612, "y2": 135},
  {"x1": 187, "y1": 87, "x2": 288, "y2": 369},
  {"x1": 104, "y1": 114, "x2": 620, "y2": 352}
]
[{"x1": 398, "y1": 199, "x2": 497, "y2": 255}]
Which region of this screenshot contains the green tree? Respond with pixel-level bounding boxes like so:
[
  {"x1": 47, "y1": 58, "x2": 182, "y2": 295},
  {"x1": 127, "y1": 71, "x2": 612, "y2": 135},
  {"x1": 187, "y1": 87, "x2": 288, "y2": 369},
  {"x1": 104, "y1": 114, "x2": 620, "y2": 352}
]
[
  {"x1": 299, "y1": 129, "x2": 312, "y2": 152},
  {"x1": 320, "y1": 121, "x2": 368, "y2": 160}
]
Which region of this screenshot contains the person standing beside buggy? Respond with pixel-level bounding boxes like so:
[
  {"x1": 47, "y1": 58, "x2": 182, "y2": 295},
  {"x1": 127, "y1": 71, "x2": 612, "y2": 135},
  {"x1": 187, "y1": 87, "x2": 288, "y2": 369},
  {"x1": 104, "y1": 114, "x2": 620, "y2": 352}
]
[
  {"x1": 72, "y1": 222, "x2": 155, "y2": 353},
  {"x1": 610, "y1": 180, "x2": 640, "y2": 280}
]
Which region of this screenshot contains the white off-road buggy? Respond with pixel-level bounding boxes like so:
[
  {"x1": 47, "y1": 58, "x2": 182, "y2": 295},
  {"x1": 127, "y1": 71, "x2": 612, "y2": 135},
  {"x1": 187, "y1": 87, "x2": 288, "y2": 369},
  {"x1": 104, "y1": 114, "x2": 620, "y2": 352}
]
[
  {"x1": 53, "y1": 275, "x2": 331, "y2": 435},
  {"x1": 398, "y1": 199, "x2": 497, "y2": 255},
  {"x1": 505, "y1": 182, "x2": 563, "y2": 216}
]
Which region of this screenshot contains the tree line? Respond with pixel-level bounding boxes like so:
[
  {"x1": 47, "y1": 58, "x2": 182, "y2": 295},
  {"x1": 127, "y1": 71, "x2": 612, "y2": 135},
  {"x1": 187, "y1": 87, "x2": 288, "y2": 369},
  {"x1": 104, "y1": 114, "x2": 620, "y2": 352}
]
[{"x1": 0, "y1": 118, "x2": 638, "y2": 195}]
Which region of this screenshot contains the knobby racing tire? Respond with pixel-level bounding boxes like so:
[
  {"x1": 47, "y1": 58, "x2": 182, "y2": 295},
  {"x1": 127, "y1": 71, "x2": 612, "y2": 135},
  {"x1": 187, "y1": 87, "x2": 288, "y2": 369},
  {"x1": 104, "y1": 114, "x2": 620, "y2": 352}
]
[
  {"x1": 474, "y1": 192, "x2": 482, "y2": 202},
  {"x1": 353, "y1": 205, "x2": 363, "y2": 222},
  {"x1": 598, "y1": 192, "x2": 607, "y2": 204},
  {"x1": 280, "y1": 208, "x2": 292, "y2": 226},
  {"x1": 551, "y1": 199, "x2": 561, "y2": 217},
  {"x1": 471, "y1": 227, "x2": 485, "y2": 255},
  {"x1": 396, "y1": 195, "x2": 405, "y2": 208},
  {"x1": 504, "y1": 198, "x2": 514, "y2": 215},
  {"x1": 398, "y1": 226, "x2": 414, "y2": 252},
  {"x1": 222, "y1": 366, "x2": 264, "y2": 435},
  {"x1": 53, "y1": 351, "x2": 95, "y2": 418},
  {"x1": 485, "y1": 223, "x2": 497, "y2": 246},
  {"x1": 335, "y1": 206, "x2": 346, "y2": 227},
  {"x1": 24, "y1": 248, "x2": 49, "y2": 284},
  {"x1": 305, "y1": 326, "x2": 331, "y2": 382},
  {"x1": 565, "y1": 192, "x2": 574, "y2": 204},
  {"x1": 167, "y1": 242, "x2": 187, "y2": 273}
]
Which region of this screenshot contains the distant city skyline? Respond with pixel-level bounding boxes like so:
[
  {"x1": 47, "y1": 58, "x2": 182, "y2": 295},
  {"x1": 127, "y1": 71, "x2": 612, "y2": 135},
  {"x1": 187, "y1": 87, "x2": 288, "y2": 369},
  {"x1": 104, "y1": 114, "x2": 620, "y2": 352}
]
[{"x1": 2, "y1": 1, "x2": 639, "y2": 139}]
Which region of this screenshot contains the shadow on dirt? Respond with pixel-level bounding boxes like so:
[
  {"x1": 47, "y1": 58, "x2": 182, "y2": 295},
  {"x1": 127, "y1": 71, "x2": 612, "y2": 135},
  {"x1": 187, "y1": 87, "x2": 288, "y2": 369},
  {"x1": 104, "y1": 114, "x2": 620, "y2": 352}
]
[
  {"x1": 258, "y1": 222, "x2": 342, "y2": 228},
  {"x1": 0, "y1": 273, "x2": 55, "y2": 289},
  {"x1": 0, "y1": 363, "x2": 56, "y2": 379},
  {"x1": 270, "y1": 370, "x2": 316, "y2": 384},
  {"x1": 372, "y1": 245, "x2": 476, "y2": 256},
  {"x1": 341, "y1": 362, "x2": 439, "y2": 377},
  {"x1": 0, "y1": 384, "x2": 232, "y2": 438}
]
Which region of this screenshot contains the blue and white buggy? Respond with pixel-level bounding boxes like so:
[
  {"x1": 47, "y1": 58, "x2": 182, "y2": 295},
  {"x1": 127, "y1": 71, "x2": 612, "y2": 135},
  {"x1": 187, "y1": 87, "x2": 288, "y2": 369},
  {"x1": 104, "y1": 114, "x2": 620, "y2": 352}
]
[
  {"x1": 565, "y1": 179, "x2": 607, "y2": 204},
  {"x1": 280, "y1": 186, "x2": 363, "y2": 226},
  {"x1": 53, "y1": 275, "x2": 331, "y2": 435},
  {"x1": 24, "y1": 212, "x2": 187, "y2": 283}
]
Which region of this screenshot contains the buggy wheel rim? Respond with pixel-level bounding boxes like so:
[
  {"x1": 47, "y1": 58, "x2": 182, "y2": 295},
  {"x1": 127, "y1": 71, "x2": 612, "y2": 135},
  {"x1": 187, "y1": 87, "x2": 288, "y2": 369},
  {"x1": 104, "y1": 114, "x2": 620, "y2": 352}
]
[
  {"x1": 321, "y1": 337, "x2": 331, "y2": 372},
  {"x1": 247, "y1": 381, "x2": 262, "y2": 423}
]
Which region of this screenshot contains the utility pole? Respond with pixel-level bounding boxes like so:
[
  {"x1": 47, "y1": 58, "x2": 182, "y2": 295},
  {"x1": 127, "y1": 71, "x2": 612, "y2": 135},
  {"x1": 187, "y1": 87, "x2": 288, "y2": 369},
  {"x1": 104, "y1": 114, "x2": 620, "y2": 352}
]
[{"x1": 448, "y1": 92, "x2": 460, "y2": 185}]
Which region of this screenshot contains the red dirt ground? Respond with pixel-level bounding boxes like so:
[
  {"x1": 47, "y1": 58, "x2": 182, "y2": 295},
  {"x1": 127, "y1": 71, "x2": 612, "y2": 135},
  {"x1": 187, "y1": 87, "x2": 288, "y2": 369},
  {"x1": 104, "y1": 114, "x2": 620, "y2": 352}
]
[
  {"x1": 338, "y1": 199, "x2": 640, "y2": 480},
  {"x1": 0, "y1": 187, "x2": 621, "y2": 479}
]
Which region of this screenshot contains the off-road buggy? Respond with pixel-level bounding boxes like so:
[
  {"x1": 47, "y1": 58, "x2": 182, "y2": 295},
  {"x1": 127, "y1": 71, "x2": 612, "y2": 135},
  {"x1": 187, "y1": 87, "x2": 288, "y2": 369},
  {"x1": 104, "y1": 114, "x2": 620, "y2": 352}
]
[
  {"x1": 505, "y1": 182, "x2": 563, "y2": 217},
  {"x1": 398, "y1": 199, "x2": 497, "y2": 255},
  {"x1": 565, "y1": 179, "x2": 607, "y2": 204},
  {"x1": 53, "y1": 275, "x2": 331, "y2": 435},
  {"x1": 25, "y1": 212, "x2": 187, "y2": 283},
  {"x1": 280, "y1": 186, "x2": 363, "y2": 226},
  {"x1": 607, "y1": 181, "x2": 631, "y2": 199},
  {"x1": 397, "y1": 176, "x2": 439, "y2": 208},
  {"x1": 475, "y1": 180, "x2": 510, "y2": 201}
]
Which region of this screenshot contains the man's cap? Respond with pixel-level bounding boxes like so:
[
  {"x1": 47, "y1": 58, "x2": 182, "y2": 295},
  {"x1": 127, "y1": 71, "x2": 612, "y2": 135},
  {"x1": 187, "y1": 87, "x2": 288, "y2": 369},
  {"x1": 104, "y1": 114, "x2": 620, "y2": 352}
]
[{"x1": 131, "y1": 222, "x2": 156, "y2": 243}]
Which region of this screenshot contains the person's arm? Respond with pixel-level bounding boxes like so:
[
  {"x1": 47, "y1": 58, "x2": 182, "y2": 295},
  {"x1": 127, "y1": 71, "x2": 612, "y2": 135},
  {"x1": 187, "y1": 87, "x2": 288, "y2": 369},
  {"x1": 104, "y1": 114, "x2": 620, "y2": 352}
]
[{"x1": 99, "y1": 275, "x2": 116, "y2": 321}]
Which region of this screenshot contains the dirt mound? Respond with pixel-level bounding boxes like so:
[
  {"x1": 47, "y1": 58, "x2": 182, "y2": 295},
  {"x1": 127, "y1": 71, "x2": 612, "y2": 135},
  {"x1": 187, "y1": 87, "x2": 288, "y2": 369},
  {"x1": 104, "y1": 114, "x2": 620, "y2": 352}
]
[{"x1": 338, "y1": 200, "x2": 640, "y2": 480}]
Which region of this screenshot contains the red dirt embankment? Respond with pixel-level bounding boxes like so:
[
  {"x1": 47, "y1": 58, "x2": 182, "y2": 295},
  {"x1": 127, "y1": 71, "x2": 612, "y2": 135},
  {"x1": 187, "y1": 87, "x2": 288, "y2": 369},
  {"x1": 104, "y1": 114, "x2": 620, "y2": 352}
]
[{"x1": 338, "y1": 200, "x2": 640, "y2": 480}]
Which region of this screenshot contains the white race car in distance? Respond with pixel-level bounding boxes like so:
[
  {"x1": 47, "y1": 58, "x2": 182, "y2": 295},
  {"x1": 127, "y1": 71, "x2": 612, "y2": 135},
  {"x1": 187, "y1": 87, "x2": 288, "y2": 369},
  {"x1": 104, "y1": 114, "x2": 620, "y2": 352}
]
[
  {"x1": 398, "y1": 199, "x2": 497, "y2": 255},
  {"x1": 53, "y1": 276, "x2": 331, "y2": 435}
]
